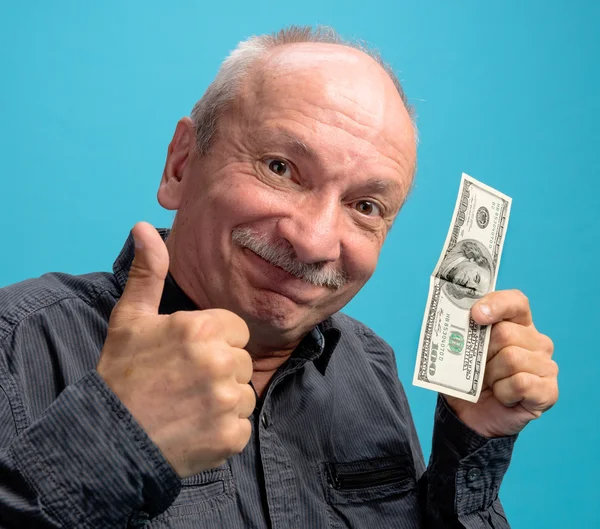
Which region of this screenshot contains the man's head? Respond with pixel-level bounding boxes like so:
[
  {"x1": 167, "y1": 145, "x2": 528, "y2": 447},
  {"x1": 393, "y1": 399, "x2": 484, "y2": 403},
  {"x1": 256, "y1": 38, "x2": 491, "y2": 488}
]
[{"x1": 157, "y1": 26, "x2": 417, "y2": 353}]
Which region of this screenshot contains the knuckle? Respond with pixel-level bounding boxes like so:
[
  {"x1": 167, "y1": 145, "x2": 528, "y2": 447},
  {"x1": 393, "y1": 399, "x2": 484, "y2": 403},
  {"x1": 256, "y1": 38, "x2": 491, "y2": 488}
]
[
  {"x1": 236, "y1": 419, "x2": 252, "y2": 451},
  {"x1": 512, "y1": 372, "x2": 532, "y2": 395},
  {"x1": 542, "y1": 334, "x2": 555, "y2": 355},
  {"x1": 218, "y1": 420, "x2": 244, "y2": 452},
  {"x1": 212, "y1": 384, "x2": 239, "y2": 411},
  {"x1": 238, "y1": 385, "x2": 256, "y2": 417},
  {"x1": 517, "y1": 290, "x2": 530, "y2": 310},
  {"x1": 540, "y1": 384, "x2": 559, "y2": 411},
  {"x1": 237, "y1": 351, "x2": 254, "y2": 380},
  {"x1": 208, "y1": 351, "x2": 237, "y2": 378},
  {"x1": 493, "y1": 321, "x2": 513, "y2": 346},
  {"x1": 169, "y1": 312, "x2": 197, "y2": 340},
  {"x1": 194, "y1": 313, "x2": 220, "y2": 340},
  {"x1": 197, "y1": 348, "x2": 235, "y2": 379},
  {"x1": 548, "y1": 359, "x2": 559, "y2": 377},
  {"x1": 217, "y1": 308, "x2": 250, "y2": 339},
  {"x1": 501, "y1": 346, "x2": 522, "y2": 373}
]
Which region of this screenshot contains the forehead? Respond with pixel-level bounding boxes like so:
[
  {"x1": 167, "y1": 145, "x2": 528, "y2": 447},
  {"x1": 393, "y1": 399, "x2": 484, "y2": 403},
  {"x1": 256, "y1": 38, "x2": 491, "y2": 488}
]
[{"x1": 237, "y1": 43, "x2": 416, "y2": 182}]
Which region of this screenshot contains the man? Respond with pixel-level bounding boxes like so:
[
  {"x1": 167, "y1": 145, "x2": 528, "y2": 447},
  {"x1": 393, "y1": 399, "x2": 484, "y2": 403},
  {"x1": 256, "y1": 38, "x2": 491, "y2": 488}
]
[{"x1": 0, "y1": 26, "x2": 558, "y2": 528}]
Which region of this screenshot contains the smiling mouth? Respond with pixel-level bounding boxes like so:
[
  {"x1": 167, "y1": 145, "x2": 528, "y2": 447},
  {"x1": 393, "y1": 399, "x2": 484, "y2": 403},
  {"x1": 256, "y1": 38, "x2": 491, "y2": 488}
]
[
  {"x1": 247, "y1": 248, "x2": 299, "y2": 278},
  {"x1": 243, "y1": 247, "x2": 309, "y2": 286}
]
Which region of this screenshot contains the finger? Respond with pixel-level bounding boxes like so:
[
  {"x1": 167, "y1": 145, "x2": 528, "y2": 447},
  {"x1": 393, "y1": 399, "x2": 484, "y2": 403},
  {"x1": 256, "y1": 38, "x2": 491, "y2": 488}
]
[
  {"x1": 484, "y1": 346, "x2": 559, "y2": 388},
  {"x1": 113, "y1": 222, "x2": 169, "y2": 323},
  {"x1": 234, "y1": 418, "x2": 252, "y2": 453},
  {"x1": 487, "y1": 321, "x2": 545, "y2": 360},
  {"x1": 231, "y1": 347, "x2": 254, "y2": 384},
  {"x1": 199, "y1": 309, "x2": 251, "y2": 348},
  {"x1": 237, "y1": 384, "x2": 257, "y2": 419},
  {"x1": 492, "y1": 372, "x2": 558, "y2": 412},
  {"x1": 472, "y1": 289, "x2": 533, "y2": 327}
]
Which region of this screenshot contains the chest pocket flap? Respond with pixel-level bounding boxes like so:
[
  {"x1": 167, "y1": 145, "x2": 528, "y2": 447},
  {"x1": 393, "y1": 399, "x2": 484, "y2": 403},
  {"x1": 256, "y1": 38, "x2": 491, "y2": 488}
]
[{"x1": 321, "y1": 455, "x2": 416, "y2": 505}]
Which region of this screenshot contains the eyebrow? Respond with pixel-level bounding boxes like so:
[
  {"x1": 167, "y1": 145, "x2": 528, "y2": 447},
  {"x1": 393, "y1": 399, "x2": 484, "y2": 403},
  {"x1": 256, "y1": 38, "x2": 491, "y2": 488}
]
[
  {"x1": 359, "y1": 179, "x2": 403, "y2": 195},
  {"x1": 251, "y1": 127, "x2": 320, "y2": 162}
]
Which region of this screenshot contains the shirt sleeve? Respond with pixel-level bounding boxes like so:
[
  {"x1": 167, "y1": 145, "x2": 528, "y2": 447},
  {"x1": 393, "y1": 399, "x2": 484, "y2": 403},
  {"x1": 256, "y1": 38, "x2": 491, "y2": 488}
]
[
  {"x1": 416, "y1": 394, "x2": 517, "y2": 528},
  {"x1": 0, "y1": 369, "x2": 181, "y2": 529}
]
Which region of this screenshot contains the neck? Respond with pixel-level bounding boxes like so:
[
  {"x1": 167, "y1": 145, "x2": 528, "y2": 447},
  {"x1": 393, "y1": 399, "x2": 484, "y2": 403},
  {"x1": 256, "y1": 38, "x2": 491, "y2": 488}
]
[{"x1": 246, "y1": 339, "x2": 298, "y2": 397}]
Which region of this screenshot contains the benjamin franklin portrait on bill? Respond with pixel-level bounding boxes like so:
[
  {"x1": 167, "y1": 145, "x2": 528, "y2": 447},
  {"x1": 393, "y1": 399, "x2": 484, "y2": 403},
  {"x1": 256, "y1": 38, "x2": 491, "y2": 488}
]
[{"x1": 437, "y1": 239, "x2": 494, "y2": 309}]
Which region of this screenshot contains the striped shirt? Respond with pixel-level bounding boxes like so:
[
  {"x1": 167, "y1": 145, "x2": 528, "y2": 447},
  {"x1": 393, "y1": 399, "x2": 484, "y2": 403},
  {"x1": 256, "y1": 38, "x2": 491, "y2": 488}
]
[{"x1": 0, "y1": 228, "x2": 515, "y2": 528}]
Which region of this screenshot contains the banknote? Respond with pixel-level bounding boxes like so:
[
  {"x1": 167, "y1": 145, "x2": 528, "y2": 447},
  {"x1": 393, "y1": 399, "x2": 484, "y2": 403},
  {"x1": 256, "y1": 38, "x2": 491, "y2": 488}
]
[{"x1": 413, "y1": 173, "x2": 512, "y2": 402}]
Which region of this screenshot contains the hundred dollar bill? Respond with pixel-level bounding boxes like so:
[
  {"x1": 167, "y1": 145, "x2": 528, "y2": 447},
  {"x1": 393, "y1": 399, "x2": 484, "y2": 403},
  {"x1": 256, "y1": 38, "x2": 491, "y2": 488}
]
[{"x1": 413, "y1": 173, "x2": 512, "y2": 402}]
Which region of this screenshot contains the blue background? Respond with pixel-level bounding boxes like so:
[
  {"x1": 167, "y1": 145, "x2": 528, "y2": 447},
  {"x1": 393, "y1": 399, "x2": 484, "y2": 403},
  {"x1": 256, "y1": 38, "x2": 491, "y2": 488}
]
[{"x1": 1, "y1": 1, "x2": 598, "y2": 527}]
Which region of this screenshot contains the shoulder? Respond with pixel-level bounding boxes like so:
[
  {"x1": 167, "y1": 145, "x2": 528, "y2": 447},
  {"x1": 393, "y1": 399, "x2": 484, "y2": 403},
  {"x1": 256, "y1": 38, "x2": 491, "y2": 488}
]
[
  {"x1": 328, "y1": 312, "x2": 400, "y2": 380},
  {"x1": 326, "y1": 313, "x2": 414, "y2": 427},
  {"x1": 329, "y1": 311, "x2": 395, "y2": 353},
  {"x1": 0, "y1": 271, "x2": 119, "y2": 343}
]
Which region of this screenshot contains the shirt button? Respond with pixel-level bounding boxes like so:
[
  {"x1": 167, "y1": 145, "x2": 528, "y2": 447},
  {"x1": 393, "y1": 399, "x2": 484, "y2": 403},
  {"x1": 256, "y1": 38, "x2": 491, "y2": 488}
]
[
  {"x1": 261, "y1": 413, "x2": 269, "y2": 429},
  {"x1": 466, "y1": 468, "x2": 481, "y2": 482}
]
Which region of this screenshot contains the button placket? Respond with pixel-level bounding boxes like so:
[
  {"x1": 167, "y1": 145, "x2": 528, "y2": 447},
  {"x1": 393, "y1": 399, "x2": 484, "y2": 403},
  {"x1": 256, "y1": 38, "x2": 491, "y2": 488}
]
[{"x1": 261, "y1": 411, "x2": 269, "y2": 429}]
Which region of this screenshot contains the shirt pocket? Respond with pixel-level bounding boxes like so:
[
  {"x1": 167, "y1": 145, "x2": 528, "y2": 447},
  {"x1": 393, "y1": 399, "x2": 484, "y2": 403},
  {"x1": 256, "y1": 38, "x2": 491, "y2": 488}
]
[
  {"x1": 150, "y1": 467, "x2": 235, "y2": 525},
  {"x1": 320, "y1": 455, "x2": 420, "y2": 528}
]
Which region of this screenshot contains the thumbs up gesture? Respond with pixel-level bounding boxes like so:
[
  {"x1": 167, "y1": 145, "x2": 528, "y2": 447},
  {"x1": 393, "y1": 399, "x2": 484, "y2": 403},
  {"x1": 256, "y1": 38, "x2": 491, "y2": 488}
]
[{"x1": 97, "y1": 222, "x2": 255, "y2": 478}]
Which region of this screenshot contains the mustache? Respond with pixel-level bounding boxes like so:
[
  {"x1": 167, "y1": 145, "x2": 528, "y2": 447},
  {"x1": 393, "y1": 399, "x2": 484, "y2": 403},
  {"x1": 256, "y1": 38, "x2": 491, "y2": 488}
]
[{"x1": 231, "y1": 227, "x2": 347, "y2": 290}]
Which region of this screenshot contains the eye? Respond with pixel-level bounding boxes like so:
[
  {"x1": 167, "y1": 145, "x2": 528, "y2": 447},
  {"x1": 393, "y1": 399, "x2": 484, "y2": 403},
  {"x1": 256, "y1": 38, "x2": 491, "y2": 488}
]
[
  {"x1": 354, "y1": 200, "x2": 381, "y2": 217},
  {"x1": 265, "y1": 158, "x2": 292, "y2": 178}
]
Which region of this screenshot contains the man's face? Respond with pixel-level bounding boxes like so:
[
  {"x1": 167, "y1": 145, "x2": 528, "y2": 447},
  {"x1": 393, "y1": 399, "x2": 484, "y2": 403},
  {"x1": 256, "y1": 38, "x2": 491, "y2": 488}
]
[
  {"x1": 452, "y1": 262, "x2": 491, "y2": 297},
  {"x1": 161, "y1": 44, "x2": 416, "y2": 351}
]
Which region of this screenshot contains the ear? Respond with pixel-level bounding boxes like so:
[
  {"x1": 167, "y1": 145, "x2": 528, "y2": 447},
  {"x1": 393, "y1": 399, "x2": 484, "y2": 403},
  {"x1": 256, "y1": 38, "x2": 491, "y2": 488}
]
[{"x1": 157, "y1": 117, "x2": 196, "y2": 210}]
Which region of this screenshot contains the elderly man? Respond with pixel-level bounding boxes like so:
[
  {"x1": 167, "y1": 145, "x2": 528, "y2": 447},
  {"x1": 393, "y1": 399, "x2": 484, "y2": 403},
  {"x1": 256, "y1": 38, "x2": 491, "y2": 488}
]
[{"x1": 0, "y1": 26, "x2": 558, "y2": 528}]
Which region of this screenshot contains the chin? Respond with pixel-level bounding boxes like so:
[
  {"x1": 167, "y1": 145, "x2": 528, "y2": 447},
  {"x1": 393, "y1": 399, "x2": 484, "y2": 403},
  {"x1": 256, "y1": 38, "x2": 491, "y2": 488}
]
[
  {"x1": 240, "y1": 291, "x2": 321, "y2": 339},
  {"x1": 247, "y1": 294, "x2": 303, "y2": 327}
]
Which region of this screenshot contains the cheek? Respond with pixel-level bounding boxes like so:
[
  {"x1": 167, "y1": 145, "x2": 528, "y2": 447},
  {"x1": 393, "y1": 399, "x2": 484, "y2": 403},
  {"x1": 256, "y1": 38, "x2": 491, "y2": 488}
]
[
  {"x1": 205, "y1": 165, "x2": 293, "y2": 222},
  {"x1": 342, "y1": 235, "x2": 382, "y2": 283}
]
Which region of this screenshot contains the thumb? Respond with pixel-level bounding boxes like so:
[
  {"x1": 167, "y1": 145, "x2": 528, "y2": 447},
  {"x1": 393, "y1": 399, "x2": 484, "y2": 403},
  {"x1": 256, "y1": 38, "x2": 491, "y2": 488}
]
[{"x1": 114, "y1": 222, "x2": 170, "y2": 322}]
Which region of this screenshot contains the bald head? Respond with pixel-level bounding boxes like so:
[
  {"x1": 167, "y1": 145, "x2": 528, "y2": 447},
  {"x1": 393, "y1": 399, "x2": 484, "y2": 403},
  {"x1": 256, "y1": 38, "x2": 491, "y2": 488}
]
[
  {"x1": 242, "y1": 43, "x2": 415, "y2": 166},
  {"x1": 191, "y1": 26, "x2": 417, "y2": 165}
]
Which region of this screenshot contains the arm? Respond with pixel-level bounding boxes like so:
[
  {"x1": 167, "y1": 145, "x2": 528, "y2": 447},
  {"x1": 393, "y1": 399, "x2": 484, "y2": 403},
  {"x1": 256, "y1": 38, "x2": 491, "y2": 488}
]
[
  {"x1": 415, "y1": 395, "x2": 515, "y2": 528},
  {"x1": 0, "y1": 222, "x2": 255, "y2": 527},
  {"x1": 0, "y1": 368, "x2": 181, "y2": 528},
  {"x1": 414, "y1": 289, "x2": 558, "y2": 528}
]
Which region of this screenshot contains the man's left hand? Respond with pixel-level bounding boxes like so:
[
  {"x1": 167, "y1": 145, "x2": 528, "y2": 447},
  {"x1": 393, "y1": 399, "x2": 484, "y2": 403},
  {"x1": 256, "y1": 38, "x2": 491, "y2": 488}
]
[{"x1": 444, "y1": 289, "x2": 559, "y2": 438}]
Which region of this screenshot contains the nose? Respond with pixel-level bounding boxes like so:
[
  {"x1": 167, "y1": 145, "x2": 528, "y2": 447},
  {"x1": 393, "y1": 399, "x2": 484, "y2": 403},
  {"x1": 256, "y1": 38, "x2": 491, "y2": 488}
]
[{"x1": 276, "y1": 194, "x2": 342, "y2": 264}]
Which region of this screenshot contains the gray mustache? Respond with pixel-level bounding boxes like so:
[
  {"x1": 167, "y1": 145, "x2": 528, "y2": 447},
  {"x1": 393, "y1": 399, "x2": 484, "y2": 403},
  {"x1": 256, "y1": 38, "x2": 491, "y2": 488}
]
[{"x1": 231, "y1": 228, "x2": 347, "y2": 290}]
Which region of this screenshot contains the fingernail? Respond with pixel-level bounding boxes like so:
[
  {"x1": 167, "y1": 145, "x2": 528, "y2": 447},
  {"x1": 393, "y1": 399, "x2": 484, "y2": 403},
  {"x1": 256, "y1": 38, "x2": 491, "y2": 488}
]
[
  {"x1": 478, "y1": 304, "x2": 492, "y2": 317},
  {"x1": 134, "y1": 236, "x2": 144, "y2": 249}
]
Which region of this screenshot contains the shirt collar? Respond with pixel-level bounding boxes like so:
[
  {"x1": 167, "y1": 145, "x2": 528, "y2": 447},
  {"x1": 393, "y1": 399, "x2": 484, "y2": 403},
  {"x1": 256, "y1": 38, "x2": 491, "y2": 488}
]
[{"x1": 112, "y1": 227, "x2": 341, "y2": 373}]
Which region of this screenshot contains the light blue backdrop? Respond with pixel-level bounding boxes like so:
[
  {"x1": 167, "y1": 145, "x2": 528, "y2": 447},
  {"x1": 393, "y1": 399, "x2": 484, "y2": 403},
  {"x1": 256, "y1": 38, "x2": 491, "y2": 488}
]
[{"x1": 1, "y1": 1, "x2": 598, "y2": 527}]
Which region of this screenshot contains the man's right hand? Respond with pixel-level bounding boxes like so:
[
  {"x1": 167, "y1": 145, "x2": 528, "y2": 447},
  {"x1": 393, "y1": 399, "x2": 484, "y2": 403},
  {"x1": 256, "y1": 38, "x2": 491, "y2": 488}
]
[{"x1": 96, "y1": 222, "x2": 255, "y2": 478}]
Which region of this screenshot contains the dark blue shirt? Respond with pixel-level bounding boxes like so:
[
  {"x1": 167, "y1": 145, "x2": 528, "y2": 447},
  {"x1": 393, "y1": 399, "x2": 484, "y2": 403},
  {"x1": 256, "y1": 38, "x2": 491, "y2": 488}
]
[{"x1": 0, "y1": 229, "x2": 515, "y2": 528}]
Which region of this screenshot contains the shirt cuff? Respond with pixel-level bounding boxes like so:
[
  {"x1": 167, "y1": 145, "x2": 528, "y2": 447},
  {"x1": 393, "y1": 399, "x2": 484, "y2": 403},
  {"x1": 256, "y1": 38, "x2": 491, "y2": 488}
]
[
  {"x1": 10, "y1": 370, "x2": 181, "y2": 528},
  {"x1": 428, "y1": 394, "x2": 517, "y2": 517}
]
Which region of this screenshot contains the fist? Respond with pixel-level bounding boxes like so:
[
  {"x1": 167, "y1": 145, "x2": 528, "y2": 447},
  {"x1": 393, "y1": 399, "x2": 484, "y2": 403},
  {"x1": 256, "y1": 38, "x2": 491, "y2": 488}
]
[
  {"x1": 97, "y1": 222, "x2": 255, "y2": 478},
  {"x1": 446, "y1": 289, "x2": 558, "y2": 438}
]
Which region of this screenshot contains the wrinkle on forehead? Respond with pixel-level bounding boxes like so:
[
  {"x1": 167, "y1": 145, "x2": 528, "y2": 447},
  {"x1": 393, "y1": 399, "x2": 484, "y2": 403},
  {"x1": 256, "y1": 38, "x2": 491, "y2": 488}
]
[
  {"x1": 252, "y1": 45, "x2": 413, "y2": 154},
  {"x1": 257, "y1": 45, "x2": 395, "y2": 120},
  {"x1": 232, "y1": 43, "x2": 416, "y2": 184}
]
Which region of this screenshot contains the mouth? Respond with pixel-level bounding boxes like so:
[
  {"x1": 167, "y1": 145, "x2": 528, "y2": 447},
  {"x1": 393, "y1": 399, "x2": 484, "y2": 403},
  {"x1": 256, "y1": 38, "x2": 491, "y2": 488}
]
[
  {"x1": 240, "y1": 247, "x2": 322, "y2": 304},
  {"x1": 250, "y1": 248, "x2": 299, "y2": 277}
]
